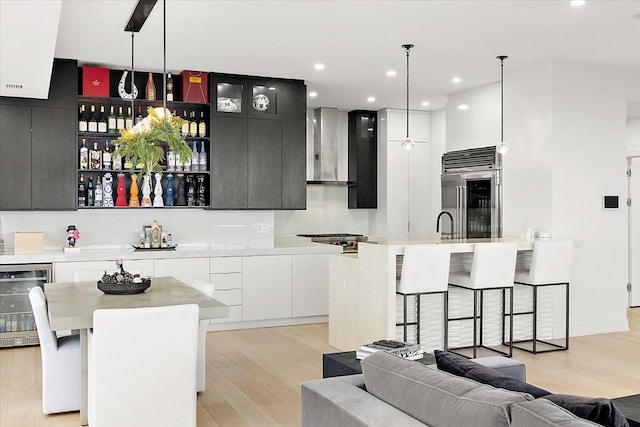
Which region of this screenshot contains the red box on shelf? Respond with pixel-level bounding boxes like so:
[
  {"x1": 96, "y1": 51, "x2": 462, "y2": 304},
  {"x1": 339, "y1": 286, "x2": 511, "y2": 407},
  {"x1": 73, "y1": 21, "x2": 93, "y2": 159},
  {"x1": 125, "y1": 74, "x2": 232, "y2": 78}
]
[
  {"x1": 181, "y1": 71, "x2": 208, "y2": 103},
  {"x1": 82, "y1": 67, "x2": 110, "y2": 97}
]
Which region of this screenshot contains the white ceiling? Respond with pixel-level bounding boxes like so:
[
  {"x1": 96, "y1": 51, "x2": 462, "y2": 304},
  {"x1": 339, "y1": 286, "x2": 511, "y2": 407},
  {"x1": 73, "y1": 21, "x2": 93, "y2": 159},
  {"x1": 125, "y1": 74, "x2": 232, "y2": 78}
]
[{"x1": 47, "y1": 0, "x2": 640, "y2": 113}]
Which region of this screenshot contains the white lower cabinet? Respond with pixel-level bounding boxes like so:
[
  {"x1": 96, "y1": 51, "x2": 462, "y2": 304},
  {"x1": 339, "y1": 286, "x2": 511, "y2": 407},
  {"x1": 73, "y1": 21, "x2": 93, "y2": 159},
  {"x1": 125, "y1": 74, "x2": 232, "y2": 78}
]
[
  {"x1": 54, "y1": 260, "x2": 154, "y2": 283},
  {"x1": 242, "y1": 255, "x2": 292, "y2": 321},
  {"x1": 292, "y1": 254, "x2": 329, "y2": 317},
  {"x1": 209, "y1": 257, "x2": 243, "y2": 324},
  {"x1": 153, "y1": 258, "x2": 209, "y2": 286}
]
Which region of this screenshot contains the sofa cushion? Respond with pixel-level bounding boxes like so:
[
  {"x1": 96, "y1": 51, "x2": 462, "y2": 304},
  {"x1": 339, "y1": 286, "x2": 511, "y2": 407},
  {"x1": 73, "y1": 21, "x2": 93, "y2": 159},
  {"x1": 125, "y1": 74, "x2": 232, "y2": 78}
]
[
  {"x1": 361, "y1": 351, "x2": 534, "y2": 427},
  {"x1": 544, "y1": 394, "x2": 630, "y2": 427},
  {"x1": 434, "y1": 350, "x2": 550, "y2": 398},
  {"x1": 512, "y1": 399, "x2": 602, "y2": 426}
]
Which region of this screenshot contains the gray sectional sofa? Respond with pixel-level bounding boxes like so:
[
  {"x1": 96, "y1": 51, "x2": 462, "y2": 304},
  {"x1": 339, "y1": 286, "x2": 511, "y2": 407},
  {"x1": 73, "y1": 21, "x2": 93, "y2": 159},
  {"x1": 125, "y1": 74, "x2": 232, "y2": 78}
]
[{"x1": 301, "y1": 351, "x2": 600, "y2": 427}]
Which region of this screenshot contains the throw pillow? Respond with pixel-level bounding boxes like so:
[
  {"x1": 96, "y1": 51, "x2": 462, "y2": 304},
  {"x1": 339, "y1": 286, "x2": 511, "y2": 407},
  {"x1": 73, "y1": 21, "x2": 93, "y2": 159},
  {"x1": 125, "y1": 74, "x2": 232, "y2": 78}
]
[
  {"x1": 544, "y1": 394, "x2": 630, "y2": 427},
  {"x1": 434, "y1": 350, "x2": 550, "y2": 398}
]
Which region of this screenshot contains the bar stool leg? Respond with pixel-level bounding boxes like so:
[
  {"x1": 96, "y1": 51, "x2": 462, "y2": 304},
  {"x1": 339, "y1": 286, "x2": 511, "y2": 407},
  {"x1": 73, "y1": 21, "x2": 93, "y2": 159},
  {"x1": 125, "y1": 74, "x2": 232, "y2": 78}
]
[
  {"x1": 403, "y1": 294, "x2": 408, "y2": 343},
  {"x1": 532, "y1": 286, "x2": 538, "y2": 354},
  {"x1": 443, "y1": 291, "x2": 449, "y2": 351},
  {"x1": 509, "y1": 287, "x2": 513, "y2": 357},
  {"x1": 479, "y1": 290, "x2": 484, "y2": 348},
  {"x1": 473, "y1": 290, "x2": 478, "y2": 358},
  {"x1": 416, "y1": 294, "x2": 421, "y2": 345},
  {"x1": 565, "y1": 283, "x2": 570, "y2": 350}
]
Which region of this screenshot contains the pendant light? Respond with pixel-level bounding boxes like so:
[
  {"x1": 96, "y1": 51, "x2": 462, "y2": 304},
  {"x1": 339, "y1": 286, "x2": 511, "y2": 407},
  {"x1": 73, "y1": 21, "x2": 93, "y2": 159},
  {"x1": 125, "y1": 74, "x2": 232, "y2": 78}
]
[
  {"x1": 496, "y1": 55, "x2": 509, "y2": 155},
  {"x1": 401, "y1": 44, "x2": 414, "y2": 151}
]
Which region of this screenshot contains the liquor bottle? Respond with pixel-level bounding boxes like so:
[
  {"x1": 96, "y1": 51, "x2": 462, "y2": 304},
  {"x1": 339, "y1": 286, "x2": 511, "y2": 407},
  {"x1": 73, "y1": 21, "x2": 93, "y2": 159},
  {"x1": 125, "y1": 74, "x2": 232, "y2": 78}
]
[
  {"x1": 191, "y1": 141, "x2": 199, "y2": 172},
  {"x1": 112, "y1": 143, "x2": 122, "y2": 170},
  {"x1": 88, "y1": 105, "x2": 98, "y2": 132},
  {"x1": 94, "y1": 179, "x2": 103, "y2": 207},
  {"x1": 189, "y1": 111, "x2": 197, "y2": 137},
  {"x1": 181, "y1": 111, "x2": 189, "y2": 135},
  {"x1": 146, "y1": 72, "x2": 156, "y2": 101},
  {"x1": 103, "y1": 140, "x2": 112, "y2": 170},
  {"x1": 135, "y1": 106, "x2": 144, "y2": 124},
  {"x1": 116, "y1": 106, "x2": 125, "y2": 130},
  {"x1": 175, "y1": 153, "x2": 182, "y2": 171},
  {"x1": 97, "y1": 106, "x2": 108, "y2": 133},
  {"x1": 90, "y1": 142, "x2": 102, "y2": 170},
  {"x1": 198, "y1": 111, "x2": 206, "y2": 137},
  {"x1": 166, "y1": 73, "x2": 174, "y2": 102},
  {"x1": 125, "y1": 106, "x2": 133, "y2": 129},
  {"x1": 197, "y1": 174, "x2": 206, "y2": 206},
  {"x1": 78, "y1": 174, "x2": 87, "y2": 206},
  {"x1": 87, "y1": 176, "x2": 95, "y2": 206},
  {"x1": 198, "y1": 140, "x2": 207, "y2": 171},
  {"x1": 79, "y1": 105, "x2": 88, "y2": 132},
  {"x1": 166, "y1": 149, "x2": 175, "y2": 171},
  {"x1": 186, "y1": 175, "x2": 195, "y2": 206},
  {"x1": 79, "y1": 138, "x2": 89, "y2": 170},
  {"x1": 107, "y1": 106, "x2": 117, "y2": 133}
]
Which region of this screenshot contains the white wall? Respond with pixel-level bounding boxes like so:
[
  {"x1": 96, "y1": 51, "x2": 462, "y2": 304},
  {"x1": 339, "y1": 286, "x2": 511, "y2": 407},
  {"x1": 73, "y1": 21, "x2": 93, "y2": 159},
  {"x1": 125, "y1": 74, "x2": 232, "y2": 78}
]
[{"x1": 428, "y1": 109, "x2": 446, "y2": 239}]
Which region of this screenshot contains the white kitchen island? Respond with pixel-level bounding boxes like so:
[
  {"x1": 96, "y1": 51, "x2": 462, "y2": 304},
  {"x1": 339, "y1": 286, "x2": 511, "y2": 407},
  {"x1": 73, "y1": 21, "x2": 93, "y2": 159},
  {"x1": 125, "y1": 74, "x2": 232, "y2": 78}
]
[{"x1": 329, "y1": 238, "x2": 542, "y2": 352}]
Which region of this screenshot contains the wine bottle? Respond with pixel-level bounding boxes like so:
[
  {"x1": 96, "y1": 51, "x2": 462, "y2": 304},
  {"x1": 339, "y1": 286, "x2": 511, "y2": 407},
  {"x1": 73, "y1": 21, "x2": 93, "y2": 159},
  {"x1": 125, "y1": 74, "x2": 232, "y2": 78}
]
[
  {"x1": 97, "y1": 106, "x2": 107, "y2": 133},
  {"x1": 103, "y1": 140, "x2": 112, "y2": 170},
  {"x1": 94, "y1": 179, "x2": 103, "y2": 207},
  {"x1": 189, "y1": 111, "x2": 197, "y2": 137},
  {"x1": 112, "y1": 143, "x2": 122, "y2": 170},
  {"x1": 125, "y1": 106, "x2": 133, "y2": 129},
  {"x1": 78, "y1": 174, "x2": 86, "y2": 206},
  {"x1": 87, "y1": 176, "x2": 95, "y2": 207},
  {"x1": 198, "y1": 140, "x2": 207, "y2": 171},
  {"x1": 181, "y1": 110, "x2": 189, "y2": 136},
  {"x1": 90, "y1": 142, "x2": 102, "y2": 170},
  {"x1": 88, "y1": 105, "x2": 98, "y2": 132},
  {"x1": 198, "y1": 111, "x2": 206, "y2": 137},
  {"x1": 79, "y1": 105, "x2": 88, "y2": 132},
  {"x1": 116, "y1": 106, "x2": 125, "y2": 130},
  {"x1": 135, "y1": 106, "x2": 144, "y2": 124},
  {"x1": 107, "y1": 106, "x2": 117, "y2": 133},
  {"x1": 191, "y1": 141, "x2": 199, "y2": 172},
  {"x1": 79, "y1": 138, "x2": 89, "y2": 170},
  {"x1": 146, "y1": 72, "x2": 156, "y2": 101},
  {"x1": 166, "y1": 149, "x2": 176, "y2": 171},
  {"x1": 166, "y1": 73, "x2": 174, "y2": 102}
]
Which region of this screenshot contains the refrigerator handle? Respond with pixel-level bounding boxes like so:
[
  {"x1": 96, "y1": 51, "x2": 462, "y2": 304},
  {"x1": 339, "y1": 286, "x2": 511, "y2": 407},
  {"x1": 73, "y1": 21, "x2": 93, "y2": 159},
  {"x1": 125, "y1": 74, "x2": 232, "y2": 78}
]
[
  {"x1": 456, "y1": 186, "x2": 461, "y2": 239},
  {"x1": 461, "y1": 186, "x2": 467, "y2": 239}
]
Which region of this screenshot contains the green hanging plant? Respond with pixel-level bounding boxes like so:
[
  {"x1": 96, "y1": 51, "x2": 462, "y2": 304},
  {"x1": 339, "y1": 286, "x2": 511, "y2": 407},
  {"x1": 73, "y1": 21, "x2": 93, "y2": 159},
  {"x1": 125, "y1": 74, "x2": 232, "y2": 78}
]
[{"x1": 113, "y1": 107, "x2": 192, "y2": 178}]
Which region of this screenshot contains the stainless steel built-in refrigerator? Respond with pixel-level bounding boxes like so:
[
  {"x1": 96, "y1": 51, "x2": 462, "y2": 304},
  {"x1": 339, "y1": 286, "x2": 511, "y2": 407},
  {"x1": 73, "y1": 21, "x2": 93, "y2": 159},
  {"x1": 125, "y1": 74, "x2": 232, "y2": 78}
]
[{"x1": 440, "y1": 146, "x2": 502, "y2": 239}]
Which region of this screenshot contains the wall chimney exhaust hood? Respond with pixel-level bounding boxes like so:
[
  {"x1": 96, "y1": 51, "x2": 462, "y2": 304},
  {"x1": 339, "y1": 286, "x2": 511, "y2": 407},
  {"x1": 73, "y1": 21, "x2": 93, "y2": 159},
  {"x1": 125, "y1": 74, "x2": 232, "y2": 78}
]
[{"x1": 307, "y1": 107, "x2": 354, "y2": 185}]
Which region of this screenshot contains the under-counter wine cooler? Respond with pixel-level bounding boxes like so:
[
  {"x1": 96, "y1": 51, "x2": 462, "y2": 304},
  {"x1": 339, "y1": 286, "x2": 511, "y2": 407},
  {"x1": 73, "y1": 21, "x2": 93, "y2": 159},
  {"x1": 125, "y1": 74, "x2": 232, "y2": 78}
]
[{"x1": 0, "y1": 264, "x2": 52, "y2": 347}]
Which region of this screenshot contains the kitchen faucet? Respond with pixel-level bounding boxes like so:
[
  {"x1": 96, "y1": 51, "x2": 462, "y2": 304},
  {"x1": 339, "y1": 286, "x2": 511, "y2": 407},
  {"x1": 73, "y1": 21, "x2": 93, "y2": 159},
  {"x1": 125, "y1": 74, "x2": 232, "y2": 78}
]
[{"x1": 436, "y1": 211, "x2": 455, "y2": 239}]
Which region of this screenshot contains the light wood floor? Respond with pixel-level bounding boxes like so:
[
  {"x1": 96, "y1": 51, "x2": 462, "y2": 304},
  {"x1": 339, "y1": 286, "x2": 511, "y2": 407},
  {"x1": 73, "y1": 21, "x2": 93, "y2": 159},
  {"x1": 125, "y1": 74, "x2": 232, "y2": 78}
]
[{"x1": 1, "y1": 309, "x2": 639, "y2": 427}]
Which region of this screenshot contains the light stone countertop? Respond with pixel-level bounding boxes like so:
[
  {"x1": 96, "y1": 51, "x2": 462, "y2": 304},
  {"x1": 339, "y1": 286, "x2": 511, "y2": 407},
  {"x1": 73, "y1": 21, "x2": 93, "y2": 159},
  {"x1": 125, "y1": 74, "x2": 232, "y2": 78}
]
[
  {"x1": 0, "y1": 236, "x2": 342, "y2": 264},
  {"x1": 362, "y1": 236, "x2": 539, "y2": 254}
]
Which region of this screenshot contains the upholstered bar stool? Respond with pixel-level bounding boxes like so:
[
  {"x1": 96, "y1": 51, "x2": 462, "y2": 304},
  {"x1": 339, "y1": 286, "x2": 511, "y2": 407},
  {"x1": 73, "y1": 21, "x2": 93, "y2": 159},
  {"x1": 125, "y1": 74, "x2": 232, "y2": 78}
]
[
  {"x1": 448, "y1": 242, "x2": 518, "y2": 358},
  {"x1": 396, "y1": 245, "x2": 451, "y2": 347},
  {"x1": 512, "y1": 240, "x2": 573, "y2": 353}
]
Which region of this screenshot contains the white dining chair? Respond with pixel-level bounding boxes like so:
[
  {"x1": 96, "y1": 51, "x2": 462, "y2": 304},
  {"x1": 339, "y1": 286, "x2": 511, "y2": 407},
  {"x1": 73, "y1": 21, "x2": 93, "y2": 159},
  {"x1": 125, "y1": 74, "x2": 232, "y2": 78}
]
[
  {"x1": 28, "y1": 286, "x2": 81, "y2": 414},
  {"x1": 190, "y1": 278, "x2": 216, "y2": 392},
  {"x1": 88, "y1": 304, "x2": 199, "y2": 427}
]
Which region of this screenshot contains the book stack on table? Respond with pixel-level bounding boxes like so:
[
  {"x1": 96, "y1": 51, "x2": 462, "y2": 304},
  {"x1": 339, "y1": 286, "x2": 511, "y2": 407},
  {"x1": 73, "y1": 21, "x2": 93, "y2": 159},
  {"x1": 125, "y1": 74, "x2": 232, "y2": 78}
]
[{"x1": 356, "y1": 340, "x2": 424, "y2": 360}]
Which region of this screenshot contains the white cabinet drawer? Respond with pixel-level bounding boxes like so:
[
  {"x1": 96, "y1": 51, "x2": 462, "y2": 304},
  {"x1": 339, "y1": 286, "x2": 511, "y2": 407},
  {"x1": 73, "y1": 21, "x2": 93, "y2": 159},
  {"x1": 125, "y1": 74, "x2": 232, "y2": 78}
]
[
  {"x1": 210, "y1": 273, "x2": 242, "y2": 290},
  {"x1": 212, "y1": 288, "x2": 242, "y2": 306},
  {"x1": 210, "y1": 305, "x2": 242, "y2": 324},
  {"x1": 210, "y1": 257, "x2": 242, "y2": 273}
]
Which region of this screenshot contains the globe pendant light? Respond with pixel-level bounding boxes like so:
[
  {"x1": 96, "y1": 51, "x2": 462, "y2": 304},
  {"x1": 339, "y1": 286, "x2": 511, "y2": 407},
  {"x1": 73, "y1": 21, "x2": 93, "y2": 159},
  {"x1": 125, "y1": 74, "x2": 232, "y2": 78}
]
[
  {"x1": 496, "y1": 55, "x2": 509, "y2": 155},
  {"x1": 401, "y1": 44, "x2": 414, "y2": 151}
]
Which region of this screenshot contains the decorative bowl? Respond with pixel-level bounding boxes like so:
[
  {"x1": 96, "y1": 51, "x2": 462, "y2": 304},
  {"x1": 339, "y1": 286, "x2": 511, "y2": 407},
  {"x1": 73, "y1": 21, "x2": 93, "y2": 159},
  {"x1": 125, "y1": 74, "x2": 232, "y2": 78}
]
[{"x1": 97, "y1": 277, "x2": 151, "y2": 295}]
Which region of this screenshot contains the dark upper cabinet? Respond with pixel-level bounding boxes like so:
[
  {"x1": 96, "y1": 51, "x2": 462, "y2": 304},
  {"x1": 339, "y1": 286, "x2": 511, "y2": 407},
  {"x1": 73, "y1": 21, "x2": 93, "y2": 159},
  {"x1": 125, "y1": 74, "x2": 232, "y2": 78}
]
[
  {"x1": 348, "y1": 110, "x2": 377, "y2": 209},
  {"x1": 0, "y1": 105, "x2": 32, "y2": 210},
  {"x1": 209, "y1": 72, "x2": 306, "y2": 210}
]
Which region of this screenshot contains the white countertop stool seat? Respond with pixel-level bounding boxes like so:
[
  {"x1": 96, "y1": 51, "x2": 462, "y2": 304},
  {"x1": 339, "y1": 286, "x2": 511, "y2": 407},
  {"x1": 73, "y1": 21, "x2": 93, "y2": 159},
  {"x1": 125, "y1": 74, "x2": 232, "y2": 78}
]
[
  {"x1": 396, "y1": 245, "x2": 451, "y2": 347},
  {"x1": 513, "y1": 240, "x2": 573, "y2": 353},
  {"x1": 88, "y1": 304, "x2": 199, "y2": 427},
  {"x1": 448, "y1": 242, "x2": 518, "y2": 358}
]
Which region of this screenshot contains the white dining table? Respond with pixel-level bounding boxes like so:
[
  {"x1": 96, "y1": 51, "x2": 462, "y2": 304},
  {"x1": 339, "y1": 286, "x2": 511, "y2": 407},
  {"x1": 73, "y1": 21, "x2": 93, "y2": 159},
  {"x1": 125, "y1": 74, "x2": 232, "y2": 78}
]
[{"x1": 45, "y1": 276, "x2": 229, "y2": 426}]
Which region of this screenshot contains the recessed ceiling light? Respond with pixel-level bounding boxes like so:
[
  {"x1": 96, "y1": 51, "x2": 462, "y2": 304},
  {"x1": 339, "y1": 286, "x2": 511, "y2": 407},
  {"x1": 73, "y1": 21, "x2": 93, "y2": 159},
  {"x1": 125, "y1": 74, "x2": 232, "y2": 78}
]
[
  {"x1": 387, "y1": 70, "x2": 397, "y2": 77},
  {"x1": 367, "y1": 97, "x2": 376, "y2": 103},
  {"x1": 457, "y1": 104, "x2": 469, "y2": 110},
  {"x1": 314, "y1": 64, "x2": 325, "y2": 70},
  {"x1": 421, "y1": 101, "x2": 430, "y2": 107},
  {"x1": 570, "y1": 0, "x2": 585, "y2": 6},
  {"x1": 309, "y1": 91, "x2": 318, "y2": 98},
  {"x1": 452, "y1": 77, "x2": 462, "y2": 84}
]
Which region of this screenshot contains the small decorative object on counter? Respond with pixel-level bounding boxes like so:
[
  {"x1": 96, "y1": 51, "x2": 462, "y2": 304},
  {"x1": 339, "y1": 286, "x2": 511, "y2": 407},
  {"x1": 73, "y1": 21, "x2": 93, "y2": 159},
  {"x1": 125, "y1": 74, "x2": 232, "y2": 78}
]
[
  {"x1": 129, "y1": 173, "x2": 140, "y2": 207},
  {"x1": 115, "y1": 173, "x2": 127, "y2": 207},
  {"x1": 165, "y1": 173, "x2": 174, "y2": 206},
  {"x1": 153, "y1": 173, "x2": 164, "y2": 207},
  {"x1": 161, "y1": 231, "x2": 168, "y2": 248},
  {"x1": 151, "y1": 219, "x2": 161, "y2": 249},
  {"x1": 141, "y1": 173, "x2": 152, "y2": 207},
  {"x1": 97, "y1": 258, "x2": 150, "y2": 294},
  {"x1": 66, "y1": 225, "x2": 80, "y2": 248}
]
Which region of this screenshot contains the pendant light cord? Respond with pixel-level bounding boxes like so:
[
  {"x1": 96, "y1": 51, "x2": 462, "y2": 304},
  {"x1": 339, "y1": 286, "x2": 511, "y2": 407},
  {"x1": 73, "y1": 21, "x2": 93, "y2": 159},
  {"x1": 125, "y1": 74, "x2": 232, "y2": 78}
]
[
  {"x1": 131, "y1": 32, "x2": 135, "y2": 124},
  {"x1": 162, "y1": 0, "x2": 167, "y2": 126},
  {"x1": 403, "y1": 44, "x2": 413, "y2": 138},
  {"x1": 497, "y1": 55, "x2": 508, "y2": 143}
]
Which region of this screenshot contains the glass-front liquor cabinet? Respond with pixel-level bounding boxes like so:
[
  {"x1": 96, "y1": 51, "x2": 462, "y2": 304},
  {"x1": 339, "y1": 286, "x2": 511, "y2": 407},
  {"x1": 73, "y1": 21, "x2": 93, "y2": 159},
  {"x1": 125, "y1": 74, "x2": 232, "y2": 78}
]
[{"x1": 0, "y1": 264, "x2": 52, "y2": 347}]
